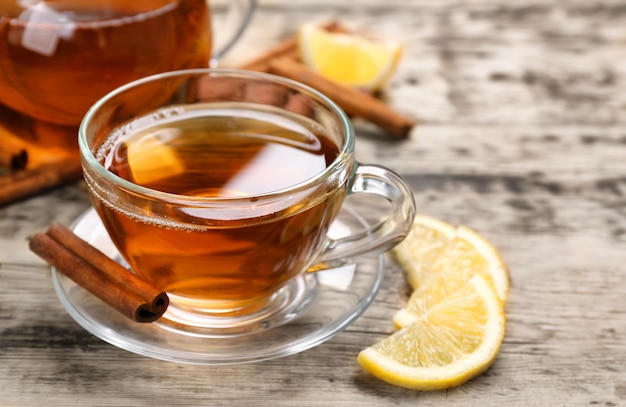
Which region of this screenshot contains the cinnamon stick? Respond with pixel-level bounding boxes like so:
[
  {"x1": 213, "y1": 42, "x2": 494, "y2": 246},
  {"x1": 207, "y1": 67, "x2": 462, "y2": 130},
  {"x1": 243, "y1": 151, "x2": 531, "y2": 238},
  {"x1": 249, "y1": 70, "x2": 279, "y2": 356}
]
[
  {"x1": 29, "y1": 225, "x2": 169, "y2": 323},
  {"x1": 268, "y1": 58, "x2": 415, "y2": 139},
  {"x1": 0, "y1": 158, "x2": 83, "y2": 207},
  {"x1": 46, "y1": 223, "x2": 167, "y2": 312},
  {"x1": 238, "y1": 20, "x2": 346, "y2": 72},
  {"x1": 0, "y1": 144, "x2": 28, "y2": 171}
]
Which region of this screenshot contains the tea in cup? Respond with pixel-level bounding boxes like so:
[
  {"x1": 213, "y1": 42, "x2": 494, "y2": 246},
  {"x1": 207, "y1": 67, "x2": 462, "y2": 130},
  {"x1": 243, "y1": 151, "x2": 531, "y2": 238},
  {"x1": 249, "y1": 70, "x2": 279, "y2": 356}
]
[
  {"x1": 0, "y1": 0, "x2": 256, "y2": 146},
  {"x1": 79, "y1": 69, "x2": 416, "y2": 336}
]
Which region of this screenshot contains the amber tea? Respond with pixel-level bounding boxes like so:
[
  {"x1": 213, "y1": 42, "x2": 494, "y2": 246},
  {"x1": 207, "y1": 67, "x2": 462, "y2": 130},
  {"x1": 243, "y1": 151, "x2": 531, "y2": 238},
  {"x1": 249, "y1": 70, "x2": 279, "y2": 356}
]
[
  {"x1": 0, "y1": 0, "x2": 211, "y2": 127},
  {"x1": 92, "y1": 104, "x2": 344, "y2": 314}
]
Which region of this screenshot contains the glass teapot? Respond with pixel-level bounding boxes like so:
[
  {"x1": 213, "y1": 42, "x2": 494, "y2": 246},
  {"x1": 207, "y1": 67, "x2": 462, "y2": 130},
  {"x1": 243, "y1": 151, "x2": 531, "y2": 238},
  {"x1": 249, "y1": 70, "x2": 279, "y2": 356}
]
[{"x1": 0, "y1": 0, "x2": 256, "y2": 135}]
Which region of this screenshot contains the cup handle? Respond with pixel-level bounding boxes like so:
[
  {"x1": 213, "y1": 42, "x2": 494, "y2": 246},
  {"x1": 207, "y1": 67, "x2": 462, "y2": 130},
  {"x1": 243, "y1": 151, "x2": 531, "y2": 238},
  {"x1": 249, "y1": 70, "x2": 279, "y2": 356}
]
[
  {"x1": 209, "y1": 0, "x2": 257, "y2": 67},
  {"x1": 310, "y1": 164, "x2": 416, "y2": 270}
]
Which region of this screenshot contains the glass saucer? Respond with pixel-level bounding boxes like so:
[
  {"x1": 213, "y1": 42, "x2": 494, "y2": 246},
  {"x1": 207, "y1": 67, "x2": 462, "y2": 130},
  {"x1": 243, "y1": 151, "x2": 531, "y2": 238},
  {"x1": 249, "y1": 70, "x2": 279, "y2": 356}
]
[{"x1": 51, "y1": 205, "x2": 385, "y2": 365}]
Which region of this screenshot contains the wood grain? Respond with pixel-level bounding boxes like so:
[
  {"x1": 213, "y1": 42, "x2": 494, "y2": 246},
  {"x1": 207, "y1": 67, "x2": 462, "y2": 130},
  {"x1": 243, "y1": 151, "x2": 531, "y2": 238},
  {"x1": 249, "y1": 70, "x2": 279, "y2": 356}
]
[{"x1": 1, "y1": 0, "x2": 626, "y2": 405}]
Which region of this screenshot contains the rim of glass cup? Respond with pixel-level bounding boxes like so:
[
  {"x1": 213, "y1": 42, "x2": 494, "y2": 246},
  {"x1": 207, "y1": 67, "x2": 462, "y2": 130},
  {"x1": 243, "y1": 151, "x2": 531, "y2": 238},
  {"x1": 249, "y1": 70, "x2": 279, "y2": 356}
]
[{"x1": 78, "y1": 68, "x2": 355, "y2": 204}]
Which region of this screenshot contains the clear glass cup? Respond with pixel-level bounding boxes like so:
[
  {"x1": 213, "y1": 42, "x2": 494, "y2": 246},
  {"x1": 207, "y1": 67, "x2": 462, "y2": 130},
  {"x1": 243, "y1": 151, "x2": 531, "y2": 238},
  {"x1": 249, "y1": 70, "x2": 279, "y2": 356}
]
[{"x1": 79, "y1": 68, "x2": 416, "y2": 337}]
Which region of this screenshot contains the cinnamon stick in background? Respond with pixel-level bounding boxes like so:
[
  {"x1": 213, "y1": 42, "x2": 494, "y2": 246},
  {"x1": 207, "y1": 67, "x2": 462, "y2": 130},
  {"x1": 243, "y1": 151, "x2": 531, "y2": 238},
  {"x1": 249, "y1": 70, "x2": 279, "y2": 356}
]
[
  {"x1": 238, "y1": 36, "x2": 300, "y2": 72},
  {"x1": 269, "y1": 58, "x2": 415, "y2": 139},
  {"x1": 0, "y1": 144, "x2": 28, "y2": 171},
  {"x1": 29, "y1": 224, "x2": 168, "y2": 323},
  {"x1": 238, "y1": 20, "x2": 345, "y2": 72},
  {"x1": 0, "y1": 158, "x2": 83, "y2": 207}
]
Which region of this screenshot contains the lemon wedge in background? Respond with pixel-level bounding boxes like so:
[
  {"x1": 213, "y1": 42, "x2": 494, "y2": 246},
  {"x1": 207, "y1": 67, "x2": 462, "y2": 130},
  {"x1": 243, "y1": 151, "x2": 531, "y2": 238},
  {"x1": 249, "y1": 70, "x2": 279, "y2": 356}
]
[
  {"x1": 393, "y1": 216, "x2": 510, "y2": 303},
  {"x1": 357, "y1": 274, "x2": 505, "y2": 391},
  {"x1": 298, "y1": 23, "x2": 402, "y2": 91}
]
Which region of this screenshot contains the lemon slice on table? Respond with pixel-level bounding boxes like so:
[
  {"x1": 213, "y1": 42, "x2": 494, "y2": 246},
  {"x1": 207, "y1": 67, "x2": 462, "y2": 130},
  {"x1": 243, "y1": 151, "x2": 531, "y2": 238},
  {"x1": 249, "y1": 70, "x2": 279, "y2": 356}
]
[
  {"x1": 298, "y1": 23, "x2": 402, "y2": 91},
  {"x1": 358, "y1": 214, "x2": 509, "y2": 390},
  {"x1": 393, "y1": 216, "x2": 510, "y2": 304},
  {"x1": 357, "y1": 274, "x2": 506, "y2": 391},
  {"x1": 393, "y1": 215, "x2": 457, "y2": 290}
]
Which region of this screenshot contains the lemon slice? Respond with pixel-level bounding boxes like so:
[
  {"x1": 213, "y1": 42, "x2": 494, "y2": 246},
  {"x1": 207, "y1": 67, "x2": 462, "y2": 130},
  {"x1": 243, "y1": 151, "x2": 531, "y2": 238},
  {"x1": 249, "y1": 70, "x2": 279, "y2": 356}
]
[
  {"x1": 451, "y1": 225, "x2": 509, "y2": 302},
  {"x1": 125, "y1": 128, "x2": 185, "y2": 186},
  {"x1": 357, "y1": 274, "x2": 506, "y2": 391},
  {"x1": 393, "y1": 215, "x2": 456, "y2": 290},
  {"x1": 393, "y1": 216, "x2": 509, "y2": 303},
  {"x1": 298, "y1": 23, "x2": 402, "y2": 91},
  {"x1": 393, "y1": 266, "x2": 494, "y2": 329}
]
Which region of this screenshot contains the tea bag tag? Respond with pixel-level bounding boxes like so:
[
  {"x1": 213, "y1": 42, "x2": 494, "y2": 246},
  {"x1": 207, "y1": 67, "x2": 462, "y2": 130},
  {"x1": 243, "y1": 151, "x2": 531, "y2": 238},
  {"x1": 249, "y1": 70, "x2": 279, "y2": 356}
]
[{"x1": 21, "y1": 3, "x2": 76, "y2": 56}]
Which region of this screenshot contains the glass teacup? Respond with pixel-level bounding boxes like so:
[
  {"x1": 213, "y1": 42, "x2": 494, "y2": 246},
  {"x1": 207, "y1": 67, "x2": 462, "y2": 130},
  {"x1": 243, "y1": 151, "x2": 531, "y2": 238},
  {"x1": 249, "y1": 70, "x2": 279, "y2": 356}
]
[{"x1": 79, "y1": 69, "x2": 416, "y2": 336}]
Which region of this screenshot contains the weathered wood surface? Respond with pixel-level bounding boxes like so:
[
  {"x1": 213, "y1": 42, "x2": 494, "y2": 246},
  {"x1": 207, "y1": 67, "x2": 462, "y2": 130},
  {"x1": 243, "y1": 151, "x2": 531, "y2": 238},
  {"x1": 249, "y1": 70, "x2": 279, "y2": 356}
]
[{"x1": 2, "y1": 0, "x2": 626, "y2": 405}]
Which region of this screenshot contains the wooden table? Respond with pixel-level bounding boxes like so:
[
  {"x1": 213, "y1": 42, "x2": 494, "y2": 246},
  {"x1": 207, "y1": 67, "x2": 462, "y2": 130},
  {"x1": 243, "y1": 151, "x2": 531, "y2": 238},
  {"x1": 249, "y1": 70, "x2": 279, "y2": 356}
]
[{"x1": 2, "y1": 0, "x2": 625, "y2": 405}]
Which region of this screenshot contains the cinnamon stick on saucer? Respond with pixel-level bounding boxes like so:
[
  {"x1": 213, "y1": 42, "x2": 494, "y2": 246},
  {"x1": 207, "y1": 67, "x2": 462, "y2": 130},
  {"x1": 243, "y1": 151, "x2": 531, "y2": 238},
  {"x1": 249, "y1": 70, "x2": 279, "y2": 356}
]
[
  {"x1": 29, "y1": 223, "x2": 169, "y2": 323},
  {"x1": 268, "y1": 58, "x2": 416, "y2": 139}
]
